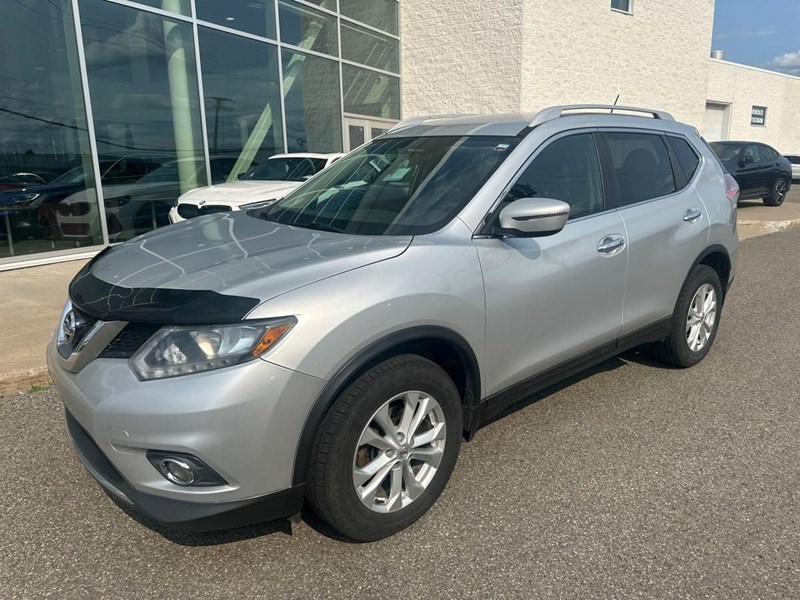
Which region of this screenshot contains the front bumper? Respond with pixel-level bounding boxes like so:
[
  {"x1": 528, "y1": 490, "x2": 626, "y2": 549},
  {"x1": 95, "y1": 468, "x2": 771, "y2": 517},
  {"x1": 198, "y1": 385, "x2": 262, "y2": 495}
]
[
  {"x1": 47, "y1": 339, "x2": 326, "y2": 529},
  {"x1": 65, "y1": 409, "x2": 304, "y2": 530}
]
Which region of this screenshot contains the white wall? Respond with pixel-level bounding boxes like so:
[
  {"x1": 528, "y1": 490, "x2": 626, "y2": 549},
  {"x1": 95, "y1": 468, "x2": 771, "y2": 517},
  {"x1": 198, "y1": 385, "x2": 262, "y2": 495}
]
[
  {"x1": 521, "y1": 0, "x2": 715, "y2": 128},
  {"x1": 707, "y1": 59, "x2": 800, "y2": 154},
  {"x1": 400, "y1": 0, "x2": 524, "y2": 117}
]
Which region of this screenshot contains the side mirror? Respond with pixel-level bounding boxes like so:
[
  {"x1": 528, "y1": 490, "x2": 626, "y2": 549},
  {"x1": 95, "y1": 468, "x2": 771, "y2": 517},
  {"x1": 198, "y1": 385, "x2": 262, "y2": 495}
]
[{"x1": 497, "y1": 197, "x2": 570, "y2": 237}]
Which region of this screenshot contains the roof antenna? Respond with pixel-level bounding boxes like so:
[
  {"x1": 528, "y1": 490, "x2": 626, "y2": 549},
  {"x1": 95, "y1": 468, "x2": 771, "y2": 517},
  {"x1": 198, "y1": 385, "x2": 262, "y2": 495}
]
[{"x1": 611, "y1": 95, "x2": 620, "y2": 114}]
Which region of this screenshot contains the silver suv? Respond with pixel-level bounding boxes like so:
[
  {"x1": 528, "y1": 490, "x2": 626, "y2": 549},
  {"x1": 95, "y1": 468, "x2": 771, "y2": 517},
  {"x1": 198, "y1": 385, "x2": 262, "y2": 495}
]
[{"x1": 48, "y1": 105, "x2": 739, "y2": 541}]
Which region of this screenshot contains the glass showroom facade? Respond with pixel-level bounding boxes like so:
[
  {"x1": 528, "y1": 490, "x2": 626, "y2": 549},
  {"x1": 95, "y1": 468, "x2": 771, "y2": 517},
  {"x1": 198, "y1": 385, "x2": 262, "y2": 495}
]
[{"x1": 0, "y1": 0, "x2": 400, "y2": 267}]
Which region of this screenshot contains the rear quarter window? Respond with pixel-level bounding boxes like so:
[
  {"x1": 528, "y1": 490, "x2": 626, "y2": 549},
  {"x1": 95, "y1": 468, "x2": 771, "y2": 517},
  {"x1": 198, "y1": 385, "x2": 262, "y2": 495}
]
[{"x1": 667, "y1": 136, "x2": 701, "y2": 182}]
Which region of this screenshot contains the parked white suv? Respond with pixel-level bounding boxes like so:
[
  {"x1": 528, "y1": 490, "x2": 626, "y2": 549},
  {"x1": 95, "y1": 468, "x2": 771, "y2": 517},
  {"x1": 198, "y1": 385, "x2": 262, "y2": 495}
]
[{"x1": 169, "y1": 153, "x2": 343, "y2": 222}]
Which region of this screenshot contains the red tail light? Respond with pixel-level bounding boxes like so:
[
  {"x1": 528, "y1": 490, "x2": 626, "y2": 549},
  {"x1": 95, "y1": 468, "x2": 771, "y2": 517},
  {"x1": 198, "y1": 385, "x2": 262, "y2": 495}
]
[{"x1": 724, "y1": 173, "x2": 739, "y2": 203}]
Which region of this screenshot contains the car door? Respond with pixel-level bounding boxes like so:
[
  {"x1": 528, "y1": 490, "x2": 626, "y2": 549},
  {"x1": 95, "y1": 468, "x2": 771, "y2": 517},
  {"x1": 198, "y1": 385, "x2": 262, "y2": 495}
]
[
  {"x1": 475, "y1": 131, "x2": 628, "y2": 398},
  {"x1": 599, "y1": 130, "x2": 710, "y2": 334},
  {"x1": 739, "y1": 144, "x2": 771, "y2": 194},
  {"x1": 758, "y1": 144, "x2": 783, "y2": 186}
]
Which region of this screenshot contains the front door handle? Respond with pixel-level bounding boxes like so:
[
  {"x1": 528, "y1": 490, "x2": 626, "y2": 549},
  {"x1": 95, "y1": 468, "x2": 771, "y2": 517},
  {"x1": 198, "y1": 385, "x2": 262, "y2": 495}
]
[
  {"x1": 683, "y1": 208, "x2": 703, "y2": 223},
  {"x1": 597, "y1": 234, "x2": 625, "y2": 255}
]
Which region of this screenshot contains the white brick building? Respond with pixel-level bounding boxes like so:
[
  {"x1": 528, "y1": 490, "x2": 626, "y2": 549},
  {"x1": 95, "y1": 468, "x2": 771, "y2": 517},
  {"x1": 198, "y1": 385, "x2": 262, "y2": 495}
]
[{"x1": 401, "y1": 0, "x2": 800, "y2": 154}]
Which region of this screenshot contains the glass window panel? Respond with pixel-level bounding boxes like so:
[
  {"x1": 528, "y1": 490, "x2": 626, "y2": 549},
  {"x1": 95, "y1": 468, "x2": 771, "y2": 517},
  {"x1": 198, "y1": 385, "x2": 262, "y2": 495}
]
[
  {"x1": 198, "y1": 27, "x2": 284, "y2": 182},
  {"x1": 341, "y1": 21, "x2": 399, "y2": 73},
  {"x1": 340, "y1": 0, "x2": 398, "y2": 35},
  {"x1": 80, "y1": 0, "x2": 206, "y2": 242},
  {"x1": 195, "y1": 0, "x2": 276, "y2": 40},
  {"x1": 342, "y1": 65, "x2": 400, "y2": 119},
  {"x1": 604, "y1": 132, "x2": 677, "y2": 206},
  {"x1": 611, "y1": 0, "x2": 632, "y2": 12},
  {"x1": 131, "y1": 0, "x2": 191, "y2": 16},
  {"x1": 0, "y1": 0, "x2": 101, "y2": 259},
  {"x1": 278, "y1": 0, "x2": 338, "y2": 58},
  {"x1": 504, "y1": 134, "x2": 604, "y2": 220},
  {"x1": 348, "y1": 125, "x2": 366, "y2": 150},
  {"x1": 282, "y1": 50, "x2": 343, "y2": 153}
]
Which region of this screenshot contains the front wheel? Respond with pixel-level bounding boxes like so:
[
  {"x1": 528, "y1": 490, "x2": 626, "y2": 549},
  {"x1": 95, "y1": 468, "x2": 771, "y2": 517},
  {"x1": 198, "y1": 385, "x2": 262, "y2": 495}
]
[
  {"x1": 650, "y1": 265, "x2": 723, "y2": 368},
  {"x1": 764, "y1": 177, "x2": 788, "y2": 206},
  {"x1": 306, "y1": 355, "x2": 463, "y2": 541}
]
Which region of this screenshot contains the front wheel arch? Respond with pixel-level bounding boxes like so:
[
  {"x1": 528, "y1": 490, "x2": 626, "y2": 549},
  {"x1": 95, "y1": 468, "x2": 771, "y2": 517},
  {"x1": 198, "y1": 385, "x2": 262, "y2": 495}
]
[{"x1": 290, "y1": 326, "x2": 481, "y2": 486}]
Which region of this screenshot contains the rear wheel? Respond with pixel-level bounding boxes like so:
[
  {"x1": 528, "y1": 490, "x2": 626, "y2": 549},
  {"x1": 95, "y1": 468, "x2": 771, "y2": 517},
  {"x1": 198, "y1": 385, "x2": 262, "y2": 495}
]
[
  {"x1": 306, "y1": 355, "x2": 462, "y2": 541},
  {"x1": 650, "y1": 265, "x2": 723, "y2": 368},
  {"x1": 764, "y1": 176, "x2": 788, "y2": 206}
]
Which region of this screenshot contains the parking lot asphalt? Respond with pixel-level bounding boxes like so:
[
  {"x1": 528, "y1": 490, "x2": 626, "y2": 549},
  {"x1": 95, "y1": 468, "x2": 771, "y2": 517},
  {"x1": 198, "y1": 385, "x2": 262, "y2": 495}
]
[{"x1": 2, "y1": 230, "x2": 800, "y2": 600}]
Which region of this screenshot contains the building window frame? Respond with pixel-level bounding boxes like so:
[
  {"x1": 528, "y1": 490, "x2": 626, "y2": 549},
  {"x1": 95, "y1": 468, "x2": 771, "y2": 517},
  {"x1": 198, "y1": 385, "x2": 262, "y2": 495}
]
[{"x1": 611, "y1": 0, "x2": 633, "y2": 15}]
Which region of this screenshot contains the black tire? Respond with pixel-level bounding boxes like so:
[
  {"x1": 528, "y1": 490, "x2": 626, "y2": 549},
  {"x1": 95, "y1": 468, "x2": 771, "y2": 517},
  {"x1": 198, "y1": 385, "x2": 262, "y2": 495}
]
[
  {"x1": 650, "y1": 265, "x2": 723, "y2": 368},
  {"x1": 764, "y1": 176, "x2": 788, "y2": 206},
  {"x1": 306, "y1": 354, "x2": 463, "y2": 542}
]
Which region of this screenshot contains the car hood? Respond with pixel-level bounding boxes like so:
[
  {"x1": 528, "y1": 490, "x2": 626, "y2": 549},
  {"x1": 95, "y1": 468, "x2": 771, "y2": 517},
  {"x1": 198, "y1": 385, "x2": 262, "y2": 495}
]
[
  {"x1": 70, "y1": 211, "x2": 411, "y2": 323},
  {"x1": 179, "y1": 180, "x2": 302, "y2": 205}
]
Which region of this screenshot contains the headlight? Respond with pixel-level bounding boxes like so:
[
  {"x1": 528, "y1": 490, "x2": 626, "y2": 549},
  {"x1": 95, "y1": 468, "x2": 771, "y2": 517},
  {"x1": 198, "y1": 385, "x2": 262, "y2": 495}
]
[{"x1": 130, "y1": 317, "x2": 296, "y2": 380}]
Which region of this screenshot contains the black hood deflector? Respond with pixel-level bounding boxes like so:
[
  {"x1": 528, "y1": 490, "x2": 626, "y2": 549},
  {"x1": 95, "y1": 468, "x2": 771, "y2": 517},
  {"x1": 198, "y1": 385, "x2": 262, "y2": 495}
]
[{"x1": 69, "y1": 251, "x2": 259, "y2": 325}]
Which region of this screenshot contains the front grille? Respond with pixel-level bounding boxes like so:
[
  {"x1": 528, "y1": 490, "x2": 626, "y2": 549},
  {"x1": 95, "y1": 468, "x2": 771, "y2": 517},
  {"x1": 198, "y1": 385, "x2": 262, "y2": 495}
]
[
  {"x1": 57, "y1": 307, "x2": 99, "y2": 358},
  {"x1": 177, "y1": 203, "x2": 199, "y2": 219},
  {"x1": 99, "y1": 323, "x2": 161, "y2": 358},
  {"x1": 201, "y1": 205, "x2": 232, "y2": 215}
]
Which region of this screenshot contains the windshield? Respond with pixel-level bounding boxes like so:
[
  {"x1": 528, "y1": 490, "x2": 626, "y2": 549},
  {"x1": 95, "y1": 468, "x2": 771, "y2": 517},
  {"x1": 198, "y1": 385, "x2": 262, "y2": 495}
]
[
  {"x1": 254, "y1": 136, "x2": 519, "y2": 235},
  {"x1": 242, "y1": 156, "x2": 328, "y2": 182}
]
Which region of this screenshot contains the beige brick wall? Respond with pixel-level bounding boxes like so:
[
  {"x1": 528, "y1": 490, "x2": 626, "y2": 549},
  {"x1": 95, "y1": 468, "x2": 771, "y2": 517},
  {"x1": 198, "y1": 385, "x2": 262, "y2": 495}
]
[
  {"x1": 399, "y1": 0, "x2": 524, "y2": 116},
  {"x1": 520, "y1": 0, "x2": 714, "y2": 127},
  {"x1": 707, "y1": 59, "x2": 800, "y2": 154}
]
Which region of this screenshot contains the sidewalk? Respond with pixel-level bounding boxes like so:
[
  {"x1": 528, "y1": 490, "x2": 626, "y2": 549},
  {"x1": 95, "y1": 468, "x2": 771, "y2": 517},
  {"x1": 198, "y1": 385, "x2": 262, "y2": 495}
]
[{"x1": 2, "y1": 194, "x2": 799, "y2": 394}]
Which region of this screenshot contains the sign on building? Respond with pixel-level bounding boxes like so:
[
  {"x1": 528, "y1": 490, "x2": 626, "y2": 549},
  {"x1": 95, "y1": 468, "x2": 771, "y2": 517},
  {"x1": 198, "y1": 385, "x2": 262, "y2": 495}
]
[{"x1": 751, "y1": 106, "x2": 767, "y2": 127}]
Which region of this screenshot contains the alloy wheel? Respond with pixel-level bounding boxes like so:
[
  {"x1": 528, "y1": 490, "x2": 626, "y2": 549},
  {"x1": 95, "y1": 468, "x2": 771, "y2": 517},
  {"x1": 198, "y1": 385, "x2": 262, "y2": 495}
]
[
  {"x1": 686, "y1": 283, "x2": 717, "y2": 352},
  {"x1": 775, "y1": 179, "x2": 788, "y2": 204},
  {"x1": 352, "y1": 391, "x2": 447, "y2": 513}
]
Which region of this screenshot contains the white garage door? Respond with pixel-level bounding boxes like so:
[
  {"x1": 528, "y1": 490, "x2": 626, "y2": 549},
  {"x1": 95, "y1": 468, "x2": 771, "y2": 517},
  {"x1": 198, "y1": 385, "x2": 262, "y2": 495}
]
[{"x1": 704, "y1": 103, "x2": 729, "y2": 141}]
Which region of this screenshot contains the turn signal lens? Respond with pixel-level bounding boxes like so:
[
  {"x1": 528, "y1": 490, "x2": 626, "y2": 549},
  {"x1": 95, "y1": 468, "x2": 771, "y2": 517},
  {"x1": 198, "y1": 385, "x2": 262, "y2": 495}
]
[{"x1": 252, "y1": 322, "x2": 295, "y2": 357}]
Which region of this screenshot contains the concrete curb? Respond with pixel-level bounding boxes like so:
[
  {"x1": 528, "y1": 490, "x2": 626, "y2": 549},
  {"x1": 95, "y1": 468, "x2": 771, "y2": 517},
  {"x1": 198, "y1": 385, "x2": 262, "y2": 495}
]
[
  {"x1": 737, "y1": 218, "x2": 800, "y2": 238},
  {"x1": 0, "y1": 367, "x2": 51, "y2": 396}
]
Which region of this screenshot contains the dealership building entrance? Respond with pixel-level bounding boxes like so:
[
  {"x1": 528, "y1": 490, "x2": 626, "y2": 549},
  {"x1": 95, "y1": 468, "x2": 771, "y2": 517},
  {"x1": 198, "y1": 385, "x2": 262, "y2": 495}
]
[{"x1": 0, "y1": 0, "x2": 400, "y2": 268}]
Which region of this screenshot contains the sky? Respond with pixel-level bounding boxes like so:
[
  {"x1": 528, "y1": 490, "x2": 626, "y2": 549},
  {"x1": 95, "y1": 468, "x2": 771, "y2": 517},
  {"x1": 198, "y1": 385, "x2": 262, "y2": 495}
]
[{"x1": 711, "y1": 0, "x2": 800, "y2": 76}]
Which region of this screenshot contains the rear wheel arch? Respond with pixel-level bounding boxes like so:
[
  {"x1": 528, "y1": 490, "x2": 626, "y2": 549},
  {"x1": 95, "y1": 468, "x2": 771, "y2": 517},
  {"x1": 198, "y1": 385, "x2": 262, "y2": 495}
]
[
  {"x1": 695, "y1": 245, "x2": 732, "y2": 295},
  {"x1": 291, "y1": 326, "x2": 481, "y2": 486}
]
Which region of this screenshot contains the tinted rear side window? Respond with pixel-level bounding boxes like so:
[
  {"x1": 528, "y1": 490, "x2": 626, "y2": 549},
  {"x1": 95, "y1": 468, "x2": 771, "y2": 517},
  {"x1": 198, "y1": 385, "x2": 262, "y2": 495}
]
[
  {"x1": 668, "y1": 136, "x2": 700, "y2": 182},
  {"x1": 604, "y1": 132, "x2": 677, "y2": 206}
]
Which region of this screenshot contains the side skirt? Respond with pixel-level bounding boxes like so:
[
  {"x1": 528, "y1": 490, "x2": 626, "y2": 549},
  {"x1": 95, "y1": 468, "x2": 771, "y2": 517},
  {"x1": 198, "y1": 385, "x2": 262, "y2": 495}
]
[{"x1": 476, "y1": 317, "x2": 672, "y2": 426}]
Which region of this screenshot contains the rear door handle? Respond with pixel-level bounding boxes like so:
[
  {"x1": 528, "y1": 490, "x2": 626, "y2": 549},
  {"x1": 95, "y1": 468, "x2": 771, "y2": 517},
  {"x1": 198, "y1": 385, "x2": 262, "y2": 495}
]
[
  {"x1": 683, "y1": 208, "x2": 703, "y2": 223},
  {"x1": 597, "y1": 234, "x2": 625, "y2": 255}
]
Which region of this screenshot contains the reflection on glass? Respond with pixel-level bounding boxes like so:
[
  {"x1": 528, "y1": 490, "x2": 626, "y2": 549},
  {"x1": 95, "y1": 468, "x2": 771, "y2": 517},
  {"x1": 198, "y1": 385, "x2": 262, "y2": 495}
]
[
  {"x1": 339, "y1": 0, "x2": 398, "y2": 35},
  {"x1": 198, "y1": 28, "x2": 284, "y2": 181},
  {"x1": 132, "y1": 0, "x2": 191, "y2": 16},
  {"x1": 195, "y1": 0, "x2": 276, "y2": 40},
  {"x1": 80, "y1": 0, "x2": 207, "y2": 242},
  {"x1": 282, "y1": 50, "x2": 343, "y2": 153},
  {"x1": 341, "y1": 21, "x2": 399, "y2": 73},
  {"x1": 278, "y1": 0, "x2": 338, "y2": 57},
  {"x1": 0, "y1": 0, "x2": 100, "y2": 260},
  {"x1": 343, "y1": 65, "x2": 400, "y2": 119}
]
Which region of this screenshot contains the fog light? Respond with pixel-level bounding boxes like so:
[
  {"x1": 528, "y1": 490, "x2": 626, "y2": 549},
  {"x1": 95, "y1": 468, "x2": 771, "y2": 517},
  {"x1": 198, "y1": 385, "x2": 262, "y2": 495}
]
[
  {"x1": 146, "y1": 450, "x2": 228, "y2": 487},
  {"x1": 159, "y1": 458, "x2": 195, "y2": 486}
]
